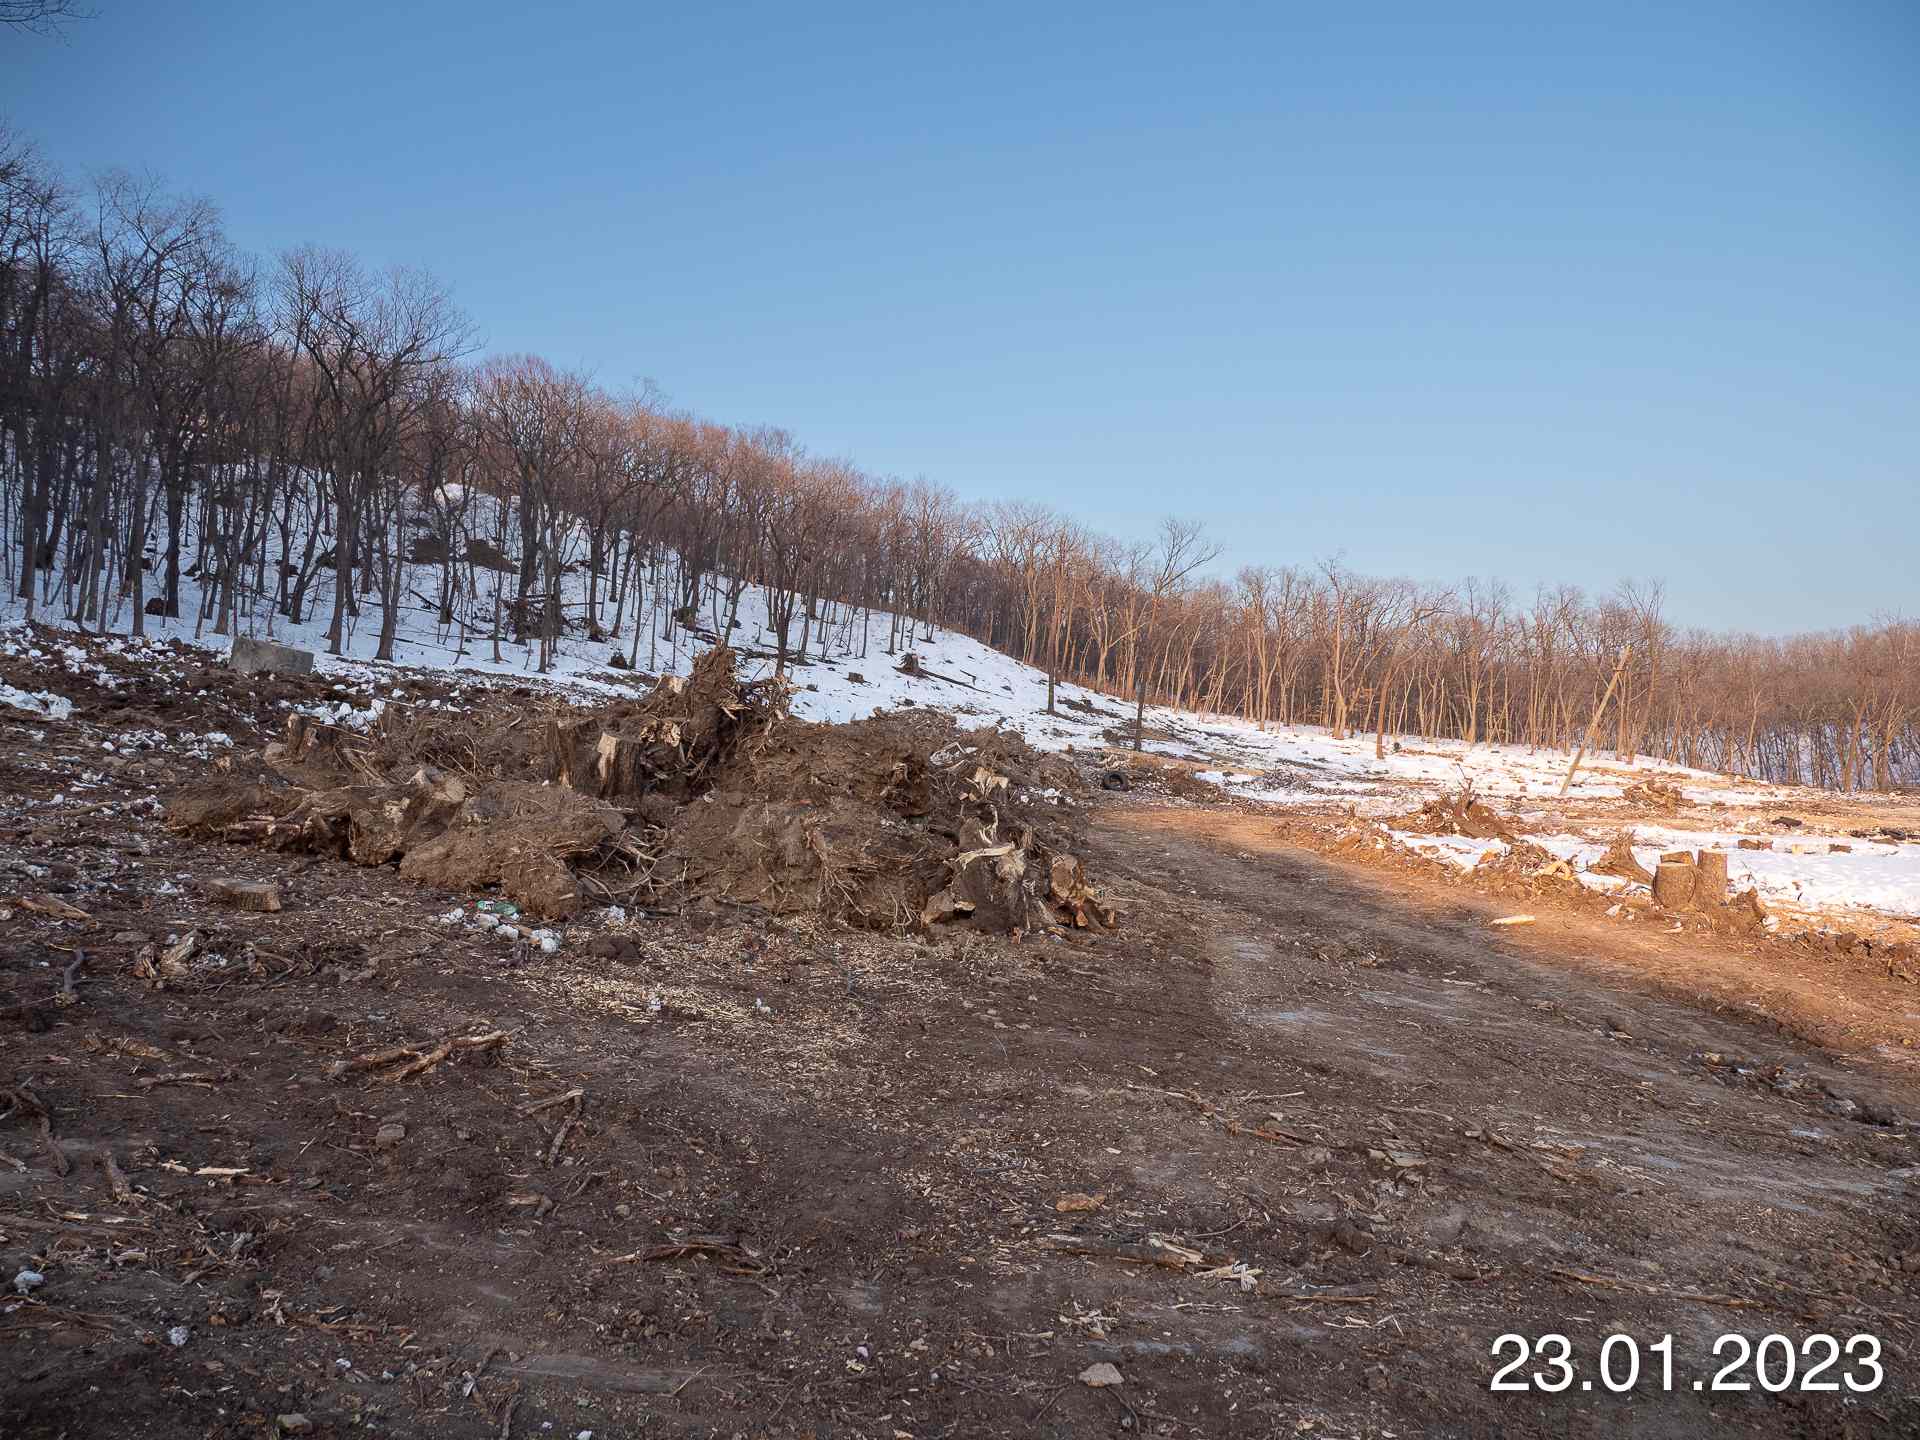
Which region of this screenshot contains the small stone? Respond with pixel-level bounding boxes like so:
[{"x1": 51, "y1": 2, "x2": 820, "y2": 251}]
[
  {"x1": 210, "y1": 880, "x2": 283, "y2": 913},
  {"x1": 1078, "y1": 1361, "x2": 1124, "y2": 1387},
  {"x1": 168, "y1": 1325, "x2": 191, "y2": 1347},
  {"x1": 277, "y1": 1416, "x2": 313, "y2": 1435},
  {"x1": 13, "y1": 1268, "x2": 45, "y2": 1295},
  {"x1": 1332, "y1": 1219, "x2": 1373, "y2": 1255},
  {"x1": 374, "y1": 1123, "x2": 406, "y2": 1150},
  {"x1": 613, "y1": 1203, "x2": 632, "y2": 1219}
]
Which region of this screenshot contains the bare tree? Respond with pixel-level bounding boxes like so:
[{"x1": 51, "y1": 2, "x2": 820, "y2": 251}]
[
  {"x1": 279, "y1": 248, "x2": 469, "y2": 656},
  {"x1": 1, "y1": 116, "x2": 1915, "y2": 797},
  {"x1": 1131, "y1": 517, "x2": 1218, "y2": 751},
  {"x1": 0, "y1": 0, "x2": 94, "y2": 35}
]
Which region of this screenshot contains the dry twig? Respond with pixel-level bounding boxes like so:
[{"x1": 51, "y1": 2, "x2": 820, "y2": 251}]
[
  {"x1": 5, "y1": 1084, "x2": 70, "y2": 1177},
  {"x1": 545, "y1": 1092, "x2": 582, "y2": 1167},
  {"x1": 329, "y1": 1030, "x2": 509, "y2": 1082},
  {"x1": 133, "y1": 1070, "x2": 233, "y2": 1091},
  {"x1": 517, "y1": 1087, "x2": 584, "y2": 1117},
  {"x1": 98, "y1": 1147, "x2": 138, "y2": 1205}
]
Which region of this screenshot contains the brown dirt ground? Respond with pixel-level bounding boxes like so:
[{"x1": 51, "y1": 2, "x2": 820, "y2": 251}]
[
  {"x1": 3, "y1": 652, "x2": 1918, "y2": 1438},
  {"x1": 1188, "y1": 806, "x2": 1920, "y2": 1063}
]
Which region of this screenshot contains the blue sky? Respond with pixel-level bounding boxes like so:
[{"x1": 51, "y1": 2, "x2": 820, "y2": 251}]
[{"x1": 9, "y1": 1, "x2": 1916, "y2": 633}]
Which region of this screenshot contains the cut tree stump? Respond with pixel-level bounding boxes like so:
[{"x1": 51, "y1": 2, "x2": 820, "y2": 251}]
[
  {"x1": 1693, "y1": 850, "x2": 1730, "y2": 904},
  {"x1": 1652, "y1": 860, "x2": 1697, "y2": 911},
  {"x1": 549, "y1": 721, "x2": 652, "y2": 801}
]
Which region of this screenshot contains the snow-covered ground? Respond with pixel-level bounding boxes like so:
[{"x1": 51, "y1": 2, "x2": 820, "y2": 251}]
[
  {"x1": 1387, "y1": 826, "x2": 1920, "y2": 921},
  {"x1": 5, "y1": 530, "x2": 1918, "y2": 926}
]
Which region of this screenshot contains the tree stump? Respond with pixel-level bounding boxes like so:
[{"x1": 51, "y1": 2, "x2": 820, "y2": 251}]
[
  {"x1": 1693, "y1": 850, "x2": 1730, "y2": 904},
  {"x1": 1652, "y1": 860, "x2": 1697, "y2": 911},
  {"x1": 548, "y1": 719, "x2": 653, "y2": 802}
]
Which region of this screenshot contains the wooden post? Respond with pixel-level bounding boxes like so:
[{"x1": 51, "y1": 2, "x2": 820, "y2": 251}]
[{"x1": 1558, "y1": 644, "x2": 1632, "y2": 799}]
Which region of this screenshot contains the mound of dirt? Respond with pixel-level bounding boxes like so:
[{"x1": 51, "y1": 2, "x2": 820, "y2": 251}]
[
  {"x1": 169, "y1": 648, "x2": 1117, "y2": 935},
  {"x1": 164, "y1": 777, "x2": 291, "y2": 835},
  {"x1": 1394, "y1": 788, "x2": 1516, "y2": 843},
  {"x1": 397, "y1": 780, "x2": 626, "y2": 917},
  {"x1": 1101, "y1": 751, "x2": 1224, "y2": 804},
  {"x1": 665, "y1": 710, "x2": 1107, "y2": 933},
  {"x1": 169, "y1": 761, "x2": 627, "y2": 920},
  {"x1": 1476, "y1": 839, "x2": 1584, "y2": 896}
]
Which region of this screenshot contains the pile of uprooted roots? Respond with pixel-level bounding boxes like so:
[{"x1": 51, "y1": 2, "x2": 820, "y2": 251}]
[
  {"x1": 1389, "y1": 784, "x2": 1517, "y2": 843},
  {"x1": 167, "y1": 646, "x2": 1115, "y2": 935}
]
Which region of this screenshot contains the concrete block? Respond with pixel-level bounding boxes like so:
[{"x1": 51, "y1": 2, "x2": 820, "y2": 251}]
[{"x1": 229, "y1": 636, "x2": 316, "y2": 677}]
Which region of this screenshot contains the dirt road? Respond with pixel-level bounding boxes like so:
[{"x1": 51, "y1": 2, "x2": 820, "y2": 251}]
[{"x1": 4, "y1": 768, "x2": 1916, "y2": 1436}]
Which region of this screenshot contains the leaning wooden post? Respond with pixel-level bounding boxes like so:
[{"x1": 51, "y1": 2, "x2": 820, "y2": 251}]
[{"x1": 1558, "y1": 643, "x2": 1632, "y2": 799}]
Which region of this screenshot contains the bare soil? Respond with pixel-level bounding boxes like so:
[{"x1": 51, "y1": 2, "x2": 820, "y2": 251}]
[{"x1": 3, "y1": 648, "x2": 1917, "y2": 1438}]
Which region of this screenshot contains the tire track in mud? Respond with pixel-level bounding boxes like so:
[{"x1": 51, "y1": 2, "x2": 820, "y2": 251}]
[{"x1": 1081, "y1": 801, "x2": 1919, "y2": 1433}]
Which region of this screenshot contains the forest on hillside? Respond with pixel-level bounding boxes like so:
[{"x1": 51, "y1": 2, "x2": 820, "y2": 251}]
[{"x1": 2, "y1": 127, "x2": 1913, "y2": 792}]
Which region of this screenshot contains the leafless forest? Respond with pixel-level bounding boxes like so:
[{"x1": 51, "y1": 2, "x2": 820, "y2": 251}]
[{"x1": 3, "y1": 129, "x2": 1913, "y2": 791}]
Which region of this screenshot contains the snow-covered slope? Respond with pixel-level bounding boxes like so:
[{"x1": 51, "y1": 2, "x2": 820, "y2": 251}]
[{"x1": 5, "y1": 529, "x2": 1919, "y2": 925}]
